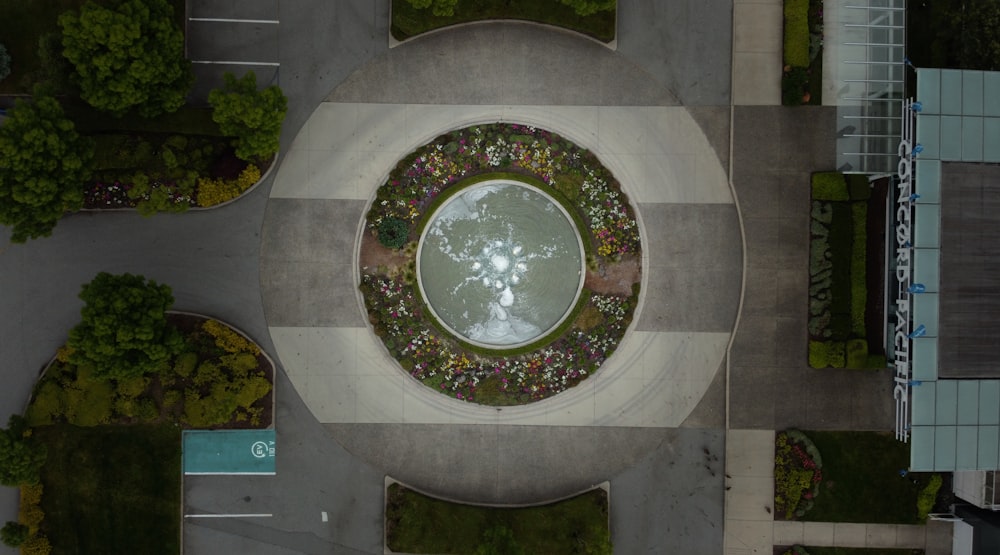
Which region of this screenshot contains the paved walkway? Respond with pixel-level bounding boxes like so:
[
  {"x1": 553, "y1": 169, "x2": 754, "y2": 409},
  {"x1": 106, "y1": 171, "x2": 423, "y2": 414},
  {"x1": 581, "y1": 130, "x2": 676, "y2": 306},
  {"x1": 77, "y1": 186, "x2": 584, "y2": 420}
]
[{"x1": 732, "y1": 0, "x2": 784, "y2": 106}]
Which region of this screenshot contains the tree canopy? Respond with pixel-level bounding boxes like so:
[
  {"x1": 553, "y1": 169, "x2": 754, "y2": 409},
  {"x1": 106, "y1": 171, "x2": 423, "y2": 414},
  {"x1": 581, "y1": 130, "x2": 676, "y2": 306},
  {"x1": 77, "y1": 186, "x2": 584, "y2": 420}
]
[
  {"x1": 0, "y1": 96, "x2": 93, "y2": 243},
  {"x1": 0, "y1": 416, "x2": 46, "y2": 487},
  {"x1": 208, "y1": 71, "x2": 287, "y2": 162},
  {"x1": 59, "y1": 0, "x2": 192, "y2": 117},
  {"x1": 951, "y1": 1, "x2": 1000, "y2": 70},
  {"x1": 68, "y1": 272, "x2": 184, "y2": 380}
]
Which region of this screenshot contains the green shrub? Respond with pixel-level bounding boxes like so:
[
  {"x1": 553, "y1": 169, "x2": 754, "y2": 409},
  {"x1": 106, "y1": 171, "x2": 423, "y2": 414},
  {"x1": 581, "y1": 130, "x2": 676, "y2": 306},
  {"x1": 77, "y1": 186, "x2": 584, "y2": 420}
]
[
  {"x1": 18, "y1": 484, "x2": 44, "y2": 533},
  {"x1": 0, "y1": 44, "x2": 11, "y2": 83},
  {"x1": 1, "y1": 521, "x2": 29, "y2": 547},
  {"x1": 810, "y1": 200, "x2": 833, "y2": 224},
  {"x1": 20, "y1": 534, "x2": 51, "y2": 555},
  {"x1": 63, "y1": 377, "x2": 114, "y2": 426},
  {"x1": 203, "y1": 320, "x2": 261, "y2": 356},
  {"x1": 917, "y1": 474, "x2": 943, "y2": 521},
  {"x1": 378, "y1": 217, "x2": 410, "y2": 249},
  {"x1": 234, "y1": 376, "x2": 271, "y2": 409},
  {"x1": 174, "y1": 352, "x2": 199, "y2": 378},
  {"x1": 193, "y1": 360, "x2": 224, "y2": 387},
  {"x1": 846, "y1": 338, "x2": 869, "y2": 368},
  {"x1": 846, "y1": 174, "x2": 871, "y2": 200},
  {"x1": 784, "y1": 0, "x2": 810, "y2": 66},
  {"x1": 26, "y1": 381, "x2": 65, "y2": 427},
  {"x1": 808, "y1": 340, "x2": 828, "y2": 368},
  {"x1": 828, "y1": 203, "x2": 852, "y2": 318},
  {"x1": 811, "y1": 173, "x2": 849, "y2": 201},
  {"x1": 782, "y1": 65, "x2": 809, "y2": 106},
  {"x1": 220, "y1": 352, "x2": 259, "y2": 377},
  {"x1": 115, "y1": 375, "x2": 151, "y2": 399},
  {"x1": 827, "y1": 341, "x2": 846, "y2": 368},
  {"x1": 850, "y1": 201, "x2": 868, "y2": 336}
]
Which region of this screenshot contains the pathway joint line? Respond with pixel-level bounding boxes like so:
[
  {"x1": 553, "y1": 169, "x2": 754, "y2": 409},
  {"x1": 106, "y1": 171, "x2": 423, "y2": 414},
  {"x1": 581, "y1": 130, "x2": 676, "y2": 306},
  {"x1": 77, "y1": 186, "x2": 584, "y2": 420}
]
[
  {"x1": 184, "y1": 513, "x2": 273, "y2": 518},
  {"x1": 189, "y1": 17, "x2": 279, "y2": 24},
  {"x1": 191, "y1": 61, "x2": 281, "y2": 66}
]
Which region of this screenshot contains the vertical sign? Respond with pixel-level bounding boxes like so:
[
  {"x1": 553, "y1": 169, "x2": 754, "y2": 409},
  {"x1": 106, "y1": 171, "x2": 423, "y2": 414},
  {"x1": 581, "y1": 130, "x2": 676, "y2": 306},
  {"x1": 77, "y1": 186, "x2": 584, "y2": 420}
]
[{"x1": 893, "y1": 98, "x2": 917, "y2": 442}]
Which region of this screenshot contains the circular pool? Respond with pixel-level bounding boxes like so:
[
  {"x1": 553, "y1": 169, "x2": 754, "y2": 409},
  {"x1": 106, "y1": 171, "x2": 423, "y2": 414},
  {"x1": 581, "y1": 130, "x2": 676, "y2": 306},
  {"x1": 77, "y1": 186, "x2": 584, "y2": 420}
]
[{"x1": 416, "y1": 179, "x2": 585, "y2": 348}]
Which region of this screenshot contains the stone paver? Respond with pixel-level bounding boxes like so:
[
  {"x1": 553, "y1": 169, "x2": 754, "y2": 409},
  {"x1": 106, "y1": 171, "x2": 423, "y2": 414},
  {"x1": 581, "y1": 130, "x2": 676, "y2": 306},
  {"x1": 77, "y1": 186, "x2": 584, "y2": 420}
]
[{"x1": 732, "y1": 0, "x2": 783, "y2": 105}]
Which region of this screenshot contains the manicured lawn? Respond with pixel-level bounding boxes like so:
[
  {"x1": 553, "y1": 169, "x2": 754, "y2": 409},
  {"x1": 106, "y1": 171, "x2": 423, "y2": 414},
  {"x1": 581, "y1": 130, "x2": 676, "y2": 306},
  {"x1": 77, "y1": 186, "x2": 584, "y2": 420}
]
[
  {"x1": 385, "y1": 483, "x2": 611, "y2": 554},
  {"x1": 391, "y1": 0, "x2": 616, "y2": 43},
  {"x1": 0, "y1": 0, "x2": 186, "y2": 94},
  {"x1": 36, "y1": 423, "x2": 182, "y2": 555},
  {"x1": 802, "y1": 431, "x2": 931, "y2": 524},
  {"x1": 806, "y1": 548, "x2": 923, "y2": 555}
]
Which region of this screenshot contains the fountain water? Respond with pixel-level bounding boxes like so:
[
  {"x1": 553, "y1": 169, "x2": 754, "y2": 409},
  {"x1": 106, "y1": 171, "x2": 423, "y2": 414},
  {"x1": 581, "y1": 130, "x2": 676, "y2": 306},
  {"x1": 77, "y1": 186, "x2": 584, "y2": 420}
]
[{"x1": 417, "y1": 179, "x2": 585, "y2": 348}]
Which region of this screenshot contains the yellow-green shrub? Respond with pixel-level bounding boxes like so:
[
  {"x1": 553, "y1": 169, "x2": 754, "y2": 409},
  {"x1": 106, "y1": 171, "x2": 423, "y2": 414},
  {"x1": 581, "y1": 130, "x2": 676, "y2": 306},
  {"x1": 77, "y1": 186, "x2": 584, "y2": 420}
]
[
  {"x1": 19, "y1": 484, "x2": 44, "y2": 534},
  {"x1": 20, "y1": 534, "x2": 51, "y2": 555},
  {"x1": 26, "y1": 381, "x2": 64, "y2": 426},
  {"x1": 784, "y1": 0, "x2": 810, "y2": 67},
  {"x1": 917, "y1": 474, "x2": 943, "y2": 521},
  {"x1": 195, "y1": 164, "x2": 260, "y2": 207},
  {"x1": 202, "y1": 319, "x2": 260, "y2": 356}
]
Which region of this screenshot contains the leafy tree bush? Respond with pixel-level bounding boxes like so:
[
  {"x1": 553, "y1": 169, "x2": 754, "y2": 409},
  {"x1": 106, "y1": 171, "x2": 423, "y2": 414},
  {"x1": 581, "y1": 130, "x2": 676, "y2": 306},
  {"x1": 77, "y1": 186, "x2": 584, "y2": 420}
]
[
  {"x1": 1, "y1": 521, "x2": 29, "y2": 547},
  {"x1": 0, "y1": 44, "x2": 11, "y2": 83},
  {"x1": 950, "y1": 1, "x2": 1000, "y2": 70},
  {"x1": 378, "y1": 217, "x2": 410, "y2": 249},
  {"x1": 404, "y1": 0, "x2": 459, "y2": 16},
  {"x1": 0, "y1": 96, "x2": 94, "y2": 242},
  {"x1": 558, "y1": 0, "x2": 616, "y2": 16},
  {"x1": 20, "y1": 534, "x2": 52, "y2": 555},
  {"x1": 59, "y1": 0, "x2": 192, "y2": 117},
  {"x1": 208, "y1": 71, "x2": 287, "y2": 162},
  {"x1": 67, "y1": 272, "x2": 184, "y2": 380},
  {"x1": 0, "y1": 416, "x2": 46, "y2": 486},
  {"x1": 781, "y1": 65, "x2": 809, "y2": 106}
]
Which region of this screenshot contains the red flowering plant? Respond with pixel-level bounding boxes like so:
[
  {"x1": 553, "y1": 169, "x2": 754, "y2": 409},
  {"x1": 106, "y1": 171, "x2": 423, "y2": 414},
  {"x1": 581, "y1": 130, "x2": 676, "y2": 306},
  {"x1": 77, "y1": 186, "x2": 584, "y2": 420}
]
[{"x1": 774, "y1": 429, "x2": 824, "y2": 519}]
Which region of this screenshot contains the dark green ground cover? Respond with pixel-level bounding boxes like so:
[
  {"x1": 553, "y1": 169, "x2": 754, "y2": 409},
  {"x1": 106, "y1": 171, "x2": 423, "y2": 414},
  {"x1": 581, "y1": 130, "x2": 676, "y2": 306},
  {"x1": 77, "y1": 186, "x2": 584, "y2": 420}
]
[
  {"x1": 391, "y1": 0, "x2": 616, "y2": 43},
  {"x1": 386, "y1": 483, "x2": 611, "y2": 554},
  {"x1": 802, "y1": 432, "x2": 932, "y2": 524},
  {"x1": 36, "y1": 423, "x2": 181, "y2": 554}
]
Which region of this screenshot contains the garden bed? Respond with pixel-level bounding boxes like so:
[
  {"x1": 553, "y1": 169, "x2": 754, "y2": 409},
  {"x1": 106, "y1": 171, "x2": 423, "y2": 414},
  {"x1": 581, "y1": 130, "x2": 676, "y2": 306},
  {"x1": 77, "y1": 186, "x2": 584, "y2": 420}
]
[
  {"x1": 808, "y1": 172, "x2": 886, "y2": 368},
  {"x1": 782, "y1": 0, "x2": 823, "y2": 105},
  {"x1": 390, "y1": 0, "x2": 616, "y2": 43},
  {"x1": 361, "y1": 123, "x2": 641, "y2": 405},
  {"x1": 385, "y1": 482, "x2": 611, "y2": 554},
  {"x1": 776, "y1": 548, "x2": 923, "y2": 555},
  {"x1": 26, "y1": 313, "x2": 274, "y2": 429}
]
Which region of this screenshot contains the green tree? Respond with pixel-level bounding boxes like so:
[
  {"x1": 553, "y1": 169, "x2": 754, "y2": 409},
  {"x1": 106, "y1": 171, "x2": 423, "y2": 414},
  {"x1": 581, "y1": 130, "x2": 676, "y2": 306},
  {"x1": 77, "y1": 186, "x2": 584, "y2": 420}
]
[
  {"x1": 0, "y1": 96, "x2": 93, "y2": 243},
  {"x1": 208, "y1": 71, "x2": 287, "y2": 162},
  {"x1": 68, "y1": 272, "x2": 184, "y2": 380},
  {"x1": 558, "y1": 0, "x2": 616, "y2": 16},
  {"x1": 59, "y1": 0, "x2": 192, "y2": 117},
  {"x1": 0, "y1": 521, "x2": 29, "y2": 548},
  {"x1": 0, "y1": 416, "x2": 46, "y2": 487},
  {"x1": 404, "y1": 0, "x2": 459, "y2": 17}
]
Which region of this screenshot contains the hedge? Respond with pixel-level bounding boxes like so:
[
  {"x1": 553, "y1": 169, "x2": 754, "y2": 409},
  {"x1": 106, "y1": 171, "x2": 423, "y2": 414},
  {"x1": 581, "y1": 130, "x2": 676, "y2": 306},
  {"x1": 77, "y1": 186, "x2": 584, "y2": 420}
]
[
  {"x1": 850, "y1": 202, "x2": 868, "y2": 336},
  {"x1": 784, "y1": 0, "x2": 810, "y2": 67},
  {"x1": 809, "y1": 340, "x2": 846, "y2": 368},
  {"x1": 846, "y1": 338, "x2": 868, "y2": 368},
  {"x1": 847, "y1": 174, "x2": 871, "y2": 201},
  {"x1": 828, "y1": 203, "x2": 852, "y2": 339},
  {"x1": 811, "y1": 172, "x2": 849, "y2": 201}
]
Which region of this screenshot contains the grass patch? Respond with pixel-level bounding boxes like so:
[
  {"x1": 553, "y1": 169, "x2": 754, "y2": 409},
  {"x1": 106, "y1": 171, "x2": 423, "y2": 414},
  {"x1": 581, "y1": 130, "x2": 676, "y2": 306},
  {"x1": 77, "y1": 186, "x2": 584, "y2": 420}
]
[
  {"x1": 802, "y1": 431, "x2": 932, "y2": 524},
  {"x1": 0, "y1": 0, "x2": 185, "y2": 94},
  {"x1": 390, "y1": 0, "x2": 616, "y2": 43},
  {"x1": 385, "y1": 483, "x2": 611, "y2": 554},
  {"x1": 35, "y1": 423, "x2": 182, "y2": 554}
]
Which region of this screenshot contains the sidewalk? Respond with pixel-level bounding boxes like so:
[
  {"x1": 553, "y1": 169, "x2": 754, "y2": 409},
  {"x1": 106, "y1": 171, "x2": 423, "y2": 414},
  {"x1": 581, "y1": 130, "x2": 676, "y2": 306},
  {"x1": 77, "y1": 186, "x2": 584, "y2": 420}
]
[
  {"x1": 724, "y1": 430, "x2": 953, "y2": 554},
  {"x1": 732, "y1": 0, "x2": 783, "y2": 105}
]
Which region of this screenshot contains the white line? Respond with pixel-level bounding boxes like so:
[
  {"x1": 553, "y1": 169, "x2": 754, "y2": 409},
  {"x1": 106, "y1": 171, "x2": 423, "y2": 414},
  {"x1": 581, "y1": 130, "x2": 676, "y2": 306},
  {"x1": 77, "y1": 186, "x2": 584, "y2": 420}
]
[
  {"x1": 184, "y1": 514, "x2": 273, "y2": 518},
  {"x1": 189, "y1": 17, "x2": 279, "y2": 24},
  {"x1": 191, "y1": 61, "x2": 280, "y2": 67}
]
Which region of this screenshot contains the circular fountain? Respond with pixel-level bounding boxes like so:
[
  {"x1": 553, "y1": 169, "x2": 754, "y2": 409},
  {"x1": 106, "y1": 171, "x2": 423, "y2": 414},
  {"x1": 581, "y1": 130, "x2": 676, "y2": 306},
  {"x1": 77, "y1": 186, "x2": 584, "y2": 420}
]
[{"x1": 416, "y1": 179, "x2": 586, "y2": 349}]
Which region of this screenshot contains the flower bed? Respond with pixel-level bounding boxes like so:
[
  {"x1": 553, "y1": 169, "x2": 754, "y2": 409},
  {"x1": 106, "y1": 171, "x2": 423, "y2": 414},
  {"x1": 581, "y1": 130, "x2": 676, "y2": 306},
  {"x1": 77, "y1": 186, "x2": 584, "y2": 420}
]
[
  {"x1": 774, "y1": 430, "x2": 824, "y2": 519},
  {"x1": 361, "y1": 123, "x2": 641, "y2": 405}
]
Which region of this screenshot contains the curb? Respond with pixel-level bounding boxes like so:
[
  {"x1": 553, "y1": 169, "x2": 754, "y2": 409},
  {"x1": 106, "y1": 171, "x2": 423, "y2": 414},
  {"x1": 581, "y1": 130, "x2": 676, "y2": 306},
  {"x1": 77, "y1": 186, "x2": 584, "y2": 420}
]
[{"x1": 389, "y1": 16, "x2": 617, "y2": 52}]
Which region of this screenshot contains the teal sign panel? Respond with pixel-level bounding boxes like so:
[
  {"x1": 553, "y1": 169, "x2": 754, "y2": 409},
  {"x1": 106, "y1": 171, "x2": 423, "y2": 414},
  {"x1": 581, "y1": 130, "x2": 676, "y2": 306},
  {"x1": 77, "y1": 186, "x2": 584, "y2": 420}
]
[{"x1": 183, "y1": 429, "x2": 276, "y2": 475}]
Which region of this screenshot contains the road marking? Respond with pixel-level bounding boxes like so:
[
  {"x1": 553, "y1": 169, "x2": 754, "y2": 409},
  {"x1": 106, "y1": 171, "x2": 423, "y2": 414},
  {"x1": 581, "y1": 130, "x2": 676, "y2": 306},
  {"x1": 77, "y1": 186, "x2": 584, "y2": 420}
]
[
  {"x1": 191, "y1": 61, "x2": 281, "y2": 66},
  {"x1": 321, "y1": 511, "x2": 328, "y2": 522},
  {"x1": 184, "y1": 513, "x2": 273, "y2": 518},
  {"x1": 189, "y1": 18, "x2": 279, "y2": 24}
]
